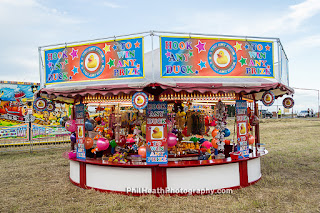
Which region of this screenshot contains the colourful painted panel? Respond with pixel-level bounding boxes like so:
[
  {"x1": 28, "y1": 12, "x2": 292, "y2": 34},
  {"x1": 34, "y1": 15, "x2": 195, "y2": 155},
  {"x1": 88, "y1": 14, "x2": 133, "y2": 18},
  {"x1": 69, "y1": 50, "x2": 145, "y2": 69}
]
[
  {"x1": 0, "y1": 83, "x2": 39, "y2": 102},
  {"x1": 160, "y1": 36, "x2": 273, "y2": 78},
  {"x1": 44, "y1": 37, "x2": 144, "y2": 85},
  {"x1": 236, "y1": 100, "x2": 249, "y2": 158},
  {"x1": 146, "y1": 101, "x2": 168, "y2": 164}
]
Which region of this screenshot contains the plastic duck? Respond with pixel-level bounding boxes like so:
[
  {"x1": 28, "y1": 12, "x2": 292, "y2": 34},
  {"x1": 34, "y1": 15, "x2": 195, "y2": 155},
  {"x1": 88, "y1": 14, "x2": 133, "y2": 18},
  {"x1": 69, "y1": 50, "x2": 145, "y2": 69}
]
[
  {"x1": 87, "y1": 55, "x2": 98, "y2": 68},
  {"x1": 152, "y1": 127, "x2": 162, "y2": 138},
  {"x1": 217, "y1": 51, "x2": 228, "y2": 64},
  {"x1": 240, "y1": 123, "x2": 246, "y2": 134},
  {"x1": 137, "y1": 97, "x2": 144, "y2": 104},
  {"x1": 78, "y1": 127, "x2": 83, "y2": 137},
  {"x1": 265, "y1": 95, "x2": 271, "y2": 102}
]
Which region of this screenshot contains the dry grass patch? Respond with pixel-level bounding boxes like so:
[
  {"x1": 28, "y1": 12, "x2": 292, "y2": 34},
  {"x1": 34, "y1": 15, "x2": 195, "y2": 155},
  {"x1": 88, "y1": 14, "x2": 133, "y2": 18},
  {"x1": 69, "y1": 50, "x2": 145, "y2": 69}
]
[{"x1": 0, "y1": 118, "x2": 320, "y2": 212}]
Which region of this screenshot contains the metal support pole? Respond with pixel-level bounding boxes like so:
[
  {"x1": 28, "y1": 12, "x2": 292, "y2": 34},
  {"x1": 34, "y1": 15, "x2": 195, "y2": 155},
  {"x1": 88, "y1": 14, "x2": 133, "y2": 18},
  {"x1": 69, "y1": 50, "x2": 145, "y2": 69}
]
[
  {"x1": 318, "y1": 90, "x2": 320, "y2": 118},
  {"x1": 253, "y1": 97, "x2": 260, "y2": 156},
  {"x1": 38, "y1": 47, "x2": 44, "y2": 89},
  {"x1": 151, "y1": 30, "x2": 154, "y2": 82}
]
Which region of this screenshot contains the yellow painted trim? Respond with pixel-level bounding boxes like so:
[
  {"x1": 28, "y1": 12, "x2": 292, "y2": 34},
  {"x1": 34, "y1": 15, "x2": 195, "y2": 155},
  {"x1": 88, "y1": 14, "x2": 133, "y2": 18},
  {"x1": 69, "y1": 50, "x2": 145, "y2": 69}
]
[
  {"x1": 44, "y1": 36, "x2": 144, "y2": 51},
  {"x1": 159, "y1": 35, "x2": 273, "y2": 43},
  {"x1": 161, "y1": 75, "x2": 275, "y2": 79},
  {"x1": 160, "y1": 37, "x2": 163, "y2": 78}
]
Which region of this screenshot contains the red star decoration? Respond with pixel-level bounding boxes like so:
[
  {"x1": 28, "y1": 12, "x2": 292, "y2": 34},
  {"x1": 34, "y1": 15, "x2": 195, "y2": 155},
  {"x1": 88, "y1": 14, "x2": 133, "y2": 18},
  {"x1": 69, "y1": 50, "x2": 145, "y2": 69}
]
[
  {"x1": 265, "y1": 45, "x2": 271, "y2": 51},
  {"x1": 134, "y1": 40, "x2": 140, "y2": 48}
]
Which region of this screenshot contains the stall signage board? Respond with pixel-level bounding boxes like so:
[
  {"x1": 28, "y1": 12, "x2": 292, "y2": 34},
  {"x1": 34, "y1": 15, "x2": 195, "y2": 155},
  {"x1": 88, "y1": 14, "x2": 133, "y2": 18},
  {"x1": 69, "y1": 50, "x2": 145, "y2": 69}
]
[
  {"x1": 160, "y1": 36, "x2": 274, "y2": 78},
  {"x1": 236, "y1": 100, "x2": 249, "y2": 158},
  {"x1": 0, "y1": 124, "x2": 28, "y2": 140},
  {"x1": 146, "y1": 101, "x2": 168, "y2": 164},
  {"x1": 44, "y1": 37, "x2": 144, "y2": 85},
  {"x1": 75, "y1": 103, "x2": 85, "y2": 159}
]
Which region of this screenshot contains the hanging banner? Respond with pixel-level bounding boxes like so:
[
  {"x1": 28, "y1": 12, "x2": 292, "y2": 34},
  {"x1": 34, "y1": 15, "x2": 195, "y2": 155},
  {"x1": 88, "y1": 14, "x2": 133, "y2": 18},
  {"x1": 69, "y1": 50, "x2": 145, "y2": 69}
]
[
  {"x1": 236, "y1": 100, "x2": 249, "y2": 158},
  {"x1": 132, "y1": 92, "x2": 148, "y2": 110},
  {"x1": 146, "y1": 101, "x2": 168, "y2": 164},
  {"x1": 283, "y1": 97, "x2": 294, "y2": 109},
  {"x1": 262, "y1": 91, "x2": 275, "y2": 106},
  {"x1": 44, "y1": 37, "x2": 144, "y2": 85},
  {"x1": 160, "y1": 36, "x2": 273, "y2": 78},
  {"x1": 75, "y1": 103, "x2": 86, "y2": 159}
]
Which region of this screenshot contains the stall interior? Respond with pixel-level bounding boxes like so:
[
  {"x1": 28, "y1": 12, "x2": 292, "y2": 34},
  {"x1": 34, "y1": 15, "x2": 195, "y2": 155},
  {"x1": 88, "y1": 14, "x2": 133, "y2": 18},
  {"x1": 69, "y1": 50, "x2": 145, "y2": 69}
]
[{"x1": 72, "y1": 89, "x2": 259, "y2": 164}]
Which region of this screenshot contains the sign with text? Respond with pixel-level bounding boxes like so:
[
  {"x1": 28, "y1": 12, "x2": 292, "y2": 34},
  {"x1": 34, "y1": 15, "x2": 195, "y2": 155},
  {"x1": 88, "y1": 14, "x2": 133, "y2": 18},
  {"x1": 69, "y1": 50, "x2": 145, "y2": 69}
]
[
  {"x1": 0, "y1": 124, "x2": 28, "y2": 140},
  {"x1": 75, "y1": 103, "x2": 85, "y2": 159},
  {"x1": 236, "y1": 100, "x2": 249, "y2": 158},
  {"x1": 44, "y1": 37, "x2": 144, "y2": 85},
  {"x1": 160, "y1": 36, "x2": 273, "y2": 78},
  {"x1": 146, "y1": 101, "x2": 168, "y2": 164}
]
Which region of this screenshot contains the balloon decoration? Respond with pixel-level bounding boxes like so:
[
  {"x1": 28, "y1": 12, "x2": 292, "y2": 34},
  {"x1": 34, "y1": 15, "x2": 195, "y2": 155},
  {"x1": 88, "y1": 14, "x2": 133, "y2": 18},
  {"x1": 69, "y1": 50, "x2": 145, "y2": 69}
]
[
  {"x1": 126, "y1": 137, "x2": 135, "y2": 144},
  {"x1": 199, "y1": 138, "x2": 207, "y2": 144},
  {"x1": 211, "y1": 138, "x2": 218, "y2": 149},
  {"x1": 138, "y1": 146, "x2": 147, "y2": 158},
  {"x1": 190, "y1": 137, "x2": 199, "y2": 143},
  {"x1": 85, "y1": 120, "x2": 94, "y2": 131},
  {"x1": 96, "y1": 138, "x2": 109, "y2": 151},
  {"x1": 84, "y1": 137, "x2": 94, "y2": 149},
  {"x1": 109, "y1": 139, "x2": 117, "y2": 148},
  {"x1": 167, "y1": 133, "x2": 178, "y2": 147},
  {"x1": 118, "y1": 135, "x2": 127, "y2": 146},
  {"x1": 65, "y1": 120, "x2": 76, "y2": 132},
  {"x1": 248, "y1": 134, "x2": 255, "y2": 145},
  {"x1": 68, "y1": 151, "x2": 77, "y2": 159},
  {"x1": 211, "y1": 129, "x2": 219, "y2": 138},
  {"x1": 70, "y1": 132, "x2": 76, "y2": 143},
  {"x1": 202, "y1": 141, "x2": 212, "y2": 149},
  {"x1": 224, "y1": 128, "x2": 231, "y2": 137}
]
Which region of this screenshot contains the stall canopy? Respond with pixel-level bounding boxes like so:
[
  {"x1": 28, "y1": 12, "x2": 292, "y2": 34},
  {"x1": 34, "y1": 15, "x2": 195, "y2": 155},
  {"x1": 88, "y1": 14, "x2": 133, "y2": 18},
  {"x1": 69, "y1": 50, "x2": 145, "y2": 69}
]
[{"x1": 38, "y1": 31, "x2": 293, "y2": 100}]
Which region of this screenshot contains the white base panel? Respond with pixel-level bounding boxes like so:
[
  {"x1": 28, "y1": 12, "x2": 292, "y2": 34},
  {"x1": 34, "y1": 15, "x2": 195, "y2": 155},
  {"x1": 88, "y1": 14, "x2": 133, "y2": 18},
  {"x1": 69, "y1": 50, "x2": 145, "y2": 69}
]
[
  {"x1": 247, "y1": 158, "x2": 261, "y2": 182},
  {"x1": 167, "y1": 163, "x2": 240, "y2": 190},
  {"x1": 70, "y1": 161, "x2": 80, "y2": 184},
  {"x1": 86, "y1": 164, "x2": 152, "y2": 192}
]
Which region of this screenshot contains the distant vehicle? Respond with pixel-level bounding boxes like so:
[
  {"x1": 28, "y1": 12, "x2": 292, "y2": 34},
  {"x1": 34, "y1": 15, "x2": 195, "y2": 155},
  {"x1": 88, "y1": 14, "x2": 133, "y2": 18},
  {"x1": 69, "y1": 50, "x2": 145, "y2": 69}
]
[
  {"x1": 297, "y1": 110, "x2": 314, "y2": 118},
  {"x1": 297, "y1": 110, "x2": 310, "y2": 118},
  {"x1": 260, "y1": 110, "x2": 273, "y2": 118}
]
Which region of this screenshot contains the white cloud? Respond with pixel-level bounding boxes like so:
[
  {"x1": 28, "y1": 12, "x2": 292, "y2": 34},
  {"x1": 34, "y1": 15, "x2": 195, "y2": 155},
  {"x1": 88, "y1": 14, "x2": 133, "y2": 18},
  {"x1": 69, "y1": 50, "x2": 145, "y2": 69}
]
[
  {"x1": 263, "y1": 0, "x2": 320, "y2": 35},
  {"x1": 102, "y1": 1, "x2": 121, "y2": 8},
  {"x1": 173, "y1": 0, "x2": 320, "y2": 37},
  {"x1": 0, "y1": 0, "x2": 84, "y2": 83}
]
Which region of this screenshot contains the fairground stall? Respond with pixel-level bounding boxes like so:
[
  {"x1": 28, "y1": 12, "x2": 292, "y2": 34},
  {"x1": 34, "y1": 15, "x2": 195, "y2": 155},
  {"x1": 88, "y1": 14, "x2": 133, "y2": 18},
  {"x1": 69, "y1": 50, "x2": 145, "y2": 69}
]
[{"x1": 37, "y1": 31, "x2": 293, "y2": 195}]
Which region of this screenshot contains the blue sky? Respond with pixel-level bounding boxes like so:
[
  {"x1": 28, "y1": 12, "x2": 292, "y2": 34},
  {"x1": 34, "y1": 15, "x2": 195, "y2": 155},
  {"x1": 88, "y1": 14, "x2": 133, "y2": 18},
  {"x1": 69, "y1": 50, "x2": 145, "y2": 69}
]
[{"x1": 0, "y1": 0, "x2": 319, "y2": 112}]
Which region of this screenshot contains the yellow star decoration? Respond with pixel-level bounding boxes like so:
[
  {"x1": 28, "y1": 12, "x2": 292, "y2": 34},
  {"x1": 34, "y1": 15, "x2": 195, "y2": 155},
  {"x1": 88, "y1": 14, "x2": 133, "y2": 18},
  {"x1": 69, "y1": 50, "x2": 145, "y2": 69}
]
[
  {"x1": 103, "y1": 44, "x2": 111, "y2": 54},
  {"x1": 233, "y1": 42, "x2": 242, "y2": 52}
]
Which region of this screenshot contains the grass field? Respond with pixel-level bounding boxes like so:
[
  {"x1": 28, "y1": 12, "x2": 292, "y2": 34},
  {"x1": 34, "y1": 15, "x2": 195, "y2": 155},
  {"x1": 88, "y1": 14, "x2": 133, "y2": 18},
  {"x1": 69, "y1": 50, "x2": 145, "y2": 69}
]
[{"x1": 0, "y1": 119, "x2": 320, "y2": 212}]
